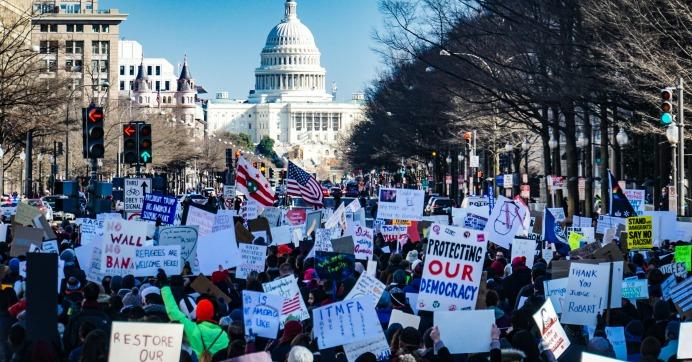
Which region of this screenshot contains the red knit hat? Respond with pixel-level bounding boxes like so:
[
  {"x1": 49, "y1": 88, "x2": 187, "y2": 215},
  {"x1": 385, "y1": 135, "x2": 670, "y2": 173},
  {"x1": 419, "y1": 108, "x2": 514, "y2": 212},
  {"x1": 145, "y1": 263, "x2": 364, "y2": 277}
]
[
  {"x1": 511, "y1": 256, "x2": 527, "y2": 266},
  {"x1": 278, "y1": 244, "x2": 292, "y2": 256},
  {"x1": 196, "y1": 299, "x2": 215, "y2": 323}
]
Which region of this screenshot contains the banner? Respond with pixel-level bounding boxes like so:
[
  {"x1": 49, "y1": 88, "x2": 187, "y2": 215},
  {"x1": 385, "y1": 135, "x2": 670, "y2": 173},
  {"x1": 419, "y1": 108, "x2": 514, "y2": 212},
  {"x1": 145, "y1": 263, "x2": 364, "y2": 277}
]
[
  {"x1": 562, "y1": 263, "x2": 611, "y2": 326},
  {"x1": 419, "y1": 224, "x2": 486, "y2": 311},
  {"x1": 463, "y1": 213, "x2": 488, "y2": 231},
  {"x1": 141, "y1": 194, "x2": 177, "y2": 224},
  {"x1": 627, "y1": 216, "x2": 653, "y2": 249},
  {"x1": 101, "y1": 219, "x2": 149, "y2": 277},
  {"x1": 533, "y1": 299, "x2": 570, "y2": 359},
  {"x1": 262, "y1": 275, "x2": 309, "y2": 324},
  {"x1": 353, "y1": 224, "x2": 374, "y2": 260},
  {"x1": 242, "y1": 290, "x2": 283, "y2": 339},
  {"x1": 237, "y1": 244, "x2": 267, "y2": 279},
  {"x1": 621, "y1": 279, "x2": 649, "y2": 300},
  {"x1": 108, "y1": 321, "x2": 183, "y2": 362},
  {"x1": 133, "y1": 246, "x2": 180, "y2": 277},
  {"x1": 434, "y1": 310, "x2": 494, "y2": 354},
  {"x1": 483, "y1": 196, "x2": 528, "y2": 249},
  {"x1": 343, "y1": 333, "x2": 390, "y2": 362},
  {"x1": 345, "y1": 273, "x2": 385, "y2": 305},
  {"x1": 376, "y1": 188, "x2": 425, "y2": 221},
  {"x1": 158, "y1": 226, "x2": 199, "y2": 274},
  {"x1": 313, "y1": 297, "x2": 380, "y2": 349},
  {"x1": 675, "y1": 245, "x2": 691, "y2": 271},
  {"x1": 196, "y1": 228, "x2": 241, "y2": 274},
  {"x1": 461, "y1": 196, "x2": 490, "y2": 216},
  {"x1": 380, "y1": 225, "x2": 408, "y2": 245}
]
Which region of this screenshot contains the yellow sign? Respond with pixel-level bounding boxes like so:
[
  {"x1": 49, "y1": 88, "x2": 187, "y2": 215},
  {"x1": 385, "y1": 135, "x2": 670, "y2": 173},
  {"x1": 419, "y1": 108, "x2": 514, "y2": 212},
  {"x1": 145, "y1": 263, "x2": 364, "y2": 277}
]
[
  {"x1": 568, "y1": 232, "x2": 583, "y2": 250},
  {"x1": 626, "y1": 216, "x2": 653, "y2": 249},
  {"x1": 391, "y1": 219, "x2": 412, "y2": 226}
]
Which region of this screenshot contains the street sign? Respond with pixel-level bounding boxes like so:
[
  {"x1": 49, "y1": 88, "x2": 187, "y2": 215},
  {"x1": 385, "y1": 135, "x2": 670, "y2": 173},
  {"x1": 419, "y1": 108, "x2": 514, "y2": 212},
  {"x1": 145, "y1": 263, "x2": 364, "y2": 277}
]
[
  {"x1": 503, "y1": 174, "x2": 513, "y2": 189},
  {"x1": 470, "y1": 155, "x2": 479, "y2": 168},
  {"x1": 668, "y1": 185, "x2": 677, "y2": 213},
  {"x1": 578, "y1": 177, "x2": 585, "y2": 201},
  {"x1": 124, "y1": 178, "x2": 151, "y2": 212}
]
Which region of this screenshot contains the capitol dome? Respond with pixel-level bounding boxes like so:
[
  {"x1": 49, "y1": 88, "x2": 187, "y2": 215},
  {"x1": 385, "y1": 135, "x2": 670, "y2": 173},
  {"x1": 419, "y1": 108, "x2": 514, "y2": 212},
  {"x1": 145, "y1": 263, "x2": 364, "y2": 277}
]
[{"x1": 250, "y1": 0, "x2": 332, "y2": 103}]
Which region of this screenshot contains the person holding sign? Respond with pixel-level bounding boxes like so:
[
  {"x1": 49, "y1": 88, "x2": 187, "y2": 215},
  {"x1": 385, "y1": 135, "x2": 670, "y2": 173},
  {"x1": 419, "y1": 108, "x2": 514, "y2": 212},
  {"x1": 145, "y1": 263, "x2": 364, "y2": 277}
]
[{"x1": 159, "y1": 270, "x2": 229, "y2": 360}]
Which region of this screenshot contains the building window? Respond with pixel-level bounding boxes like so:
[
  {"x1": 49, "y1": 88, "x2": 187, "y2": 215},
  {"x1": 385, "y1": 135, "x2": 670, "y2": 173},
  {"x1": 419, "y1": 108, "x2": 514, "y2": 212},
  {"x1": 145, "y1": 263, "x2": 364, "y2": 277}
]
[
  {"x1": 65, "y1": 40, "x2": 83, "y2": 54},
  {"x1": 155, "y1": 66, "x2": 160, "y2": 75},
  {"x1": 40, "y1": 24, "x2": 48, "y2": 32},
  {"x1": 119, "y1": 81, "x2": 125, "y2": 91},
  {"x1": 90, "y1": 60, "x2": 108, "y2": 73},
  {"x1": 248, "y1": 123, "x2": 252, "y2": 129},
  {"x1": 119, "y1": 66, "x2": 124, "y2": 75},
  {"x1": 322, "y1": 113, "x2": 328, "y2": 131},
  {"x1": 50, "y1": 24, "x2": 57, "y2": 32},
  {"x1": 91, "y1": 41, "x2": 108, "y2": 55},
  {"x1": 76, "y1": 24, "x2": 83, "y2": 32},
  {"x1": 129, "y1": 66, "x2": 135, "y2": 75},
  {"x1": 39, "y1": 40, "x2": 58, "y2": 54},
  {"x1": 155, "y1": 81, "x2": 160, "y2": 91},
  {"x1": 102, "y1": 24, "x2": 109, "y2": 33},
  {"x1": 92, "y1": 24, "x2": 109, "y2": 33},
  {"x1": 165, "y1": 81, "x2": 170, "y2": 90},
  {"x1": 129, "y1": 81, "x2": 134, "y2": 90},
  {"x1": 147, "y1": 66, "x2": 152, "y2": 76},
  {"x1": 65, "y1": 59, "x2": 82, "y2": 72},
  {"x1": 306, "y1": 114, "x2": 313, "y2": 131},
  {"x1": 45, "y1": 59, "x2": 57, "y2": 73},
  {"x1": 66, "y1": 24, "x2": 74, "y2": 32}
]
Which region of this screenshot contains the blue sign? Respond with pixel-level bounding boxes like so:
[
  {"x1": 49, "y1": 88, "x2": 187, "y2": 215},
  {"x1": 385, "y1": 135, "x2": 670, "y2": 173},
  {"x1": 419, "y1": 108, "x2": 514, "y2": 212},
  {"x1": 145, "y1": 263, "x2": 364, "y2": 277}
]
[
  {"x1": 141, "y1": 193, "x2": 177, "y2": 224},
  {"x1": 495, "y1": 175, "x2": 504, "y2": 187},
  {"x1": 488, "y1": 186, "x2": 495, "y2": 215}
]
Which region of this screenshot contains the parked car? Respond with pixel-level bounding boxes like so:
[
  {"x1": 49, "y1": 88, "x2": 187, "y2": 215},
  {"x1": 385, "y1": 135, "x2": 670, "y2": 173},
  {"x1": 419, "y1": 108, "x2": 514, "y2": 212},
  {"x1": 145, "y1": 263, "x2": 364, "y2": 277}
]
[
  {"x1": 26, "y1": 199, "x2": 54, "y2": 221},
  {"x1": 344, "y1": 182, "x2": 359, "y2": 197},
  {"x1": 41, "y1": 195, "x2": 75, "y2": 220},
  {"x1": 427, "y1": 197, "x2": 453, "y2": 215},
  {"x1": 0, "y1": 202, "x2": 17, "y2": 220}
]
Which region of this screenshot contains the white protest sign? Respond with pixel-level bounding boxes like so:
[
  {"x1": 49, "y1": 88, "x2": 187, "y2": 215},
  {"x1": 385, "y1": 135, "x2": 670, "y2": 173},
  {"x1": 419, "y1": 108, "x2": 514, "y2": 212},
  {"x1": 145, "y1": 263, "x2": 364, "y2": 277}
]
[
  {"x1": 314, "y1": 228, "x2": 334, "y2": 252},
  {"x1": 79, "y1": 218, "x2": 103, "y2": 245},
  {"x1": 185, "y1": 206, "x2": 216, "y2": 238},
  {"x1": 543, "y1": 278, "x2": 568, "y2": 314},
  {"x1": 133, "y1": 245, "x2": 180, "y2": 277},
  {"x1": 313, "y1": 297, "x2": 381, "y2": 349},
  {"x1": 562, "y1": 263, "x2": 607, "y2": 326},
  {"x1": 376, "y1": 188, "x2": 425, "y2": 221},
  {"x1": 353, "y1": 224, "x2": 374, "y2": 260},
  {"x1": 596, "y1": 215, "x2": 626, "y2": 235},
  {"x1": 74, "y1": 240, "x2": 105, "y2": 283},
  {"x1": 605, "y1": 326, "x2": 627, "y2": 361},
  {"x1": 461, "y1": 196, "x2": 490, "y2": 216},
  {"x1": 42, "y1": 239, "x2": 59, "y2": 253},
  {"x1": 380, "y1": 225, "x2": 408, "y2": 245},
  {"x1": 345, "y1": 273, "x2": 385, "y2": 305},
  {"x1": 533, "y1": 298, "x2": 570, "y2": 359},
  {"x1": 573, "y1": 215, "x2": 593, "y2": 228},
  {"x1": 237, "y1": 244, "x2": 267, "y2": 279},
  {"x1": 123, "y1": 178, "x2": 151, "y2": 212},
  {"x1": 262, "y1": 275, "x2": 309, "y2": 324},
  {"x1": 242, "y1": 290, "x2": 283, "y2": 339},
  {"x1": 367, "y1": 259, "x2": 377, "y2": 277},
  {"x1": 212, "y1": 210, "x2": 236, "y2": 233},
  {"x1": 621, "y1": 279, "x2": 649, "y2": 300},
  {"x1": 269, "y1": 225, "x2": 292, "y2": 245},
  {"x1": 624, "y1": 189, "x2": 645, "y2": 215},
  {"x1": 406, "y1": 293, "x2": 419, "y2": 315},
  {"x1": 241, "y1": 199, "x2": 260, "y2": 220},
  {"x1": 196, "y1": 228, "x2": 241, "y2": 274},
  {"x1": 343, "y1": 332, "x2": 390, "y2": 362},
  {"x1": 389, "y1": 309, "x2": 420, "y2": 329},
  {"x1": 679, "y1": 322, "x2": 692, "y2": 359},
  {"x1": 418, "y1": 224, "x2": 486, "y2": 311},
  {"x1": 108, "y1": 321, "x2": 182, "y2": 362},
  {"x1": 434, "y1": 310, "x2": 493, "y2": 354},
  {"x1": 262, "y1": 207, "x2": 283, "y2": 227},
  {"x1": 325, "y1": 203, "x2": 345, "y2": 229},
  {"x1": 581, "y1": 352, "x2": 620, "y2": 361},
  {"x1": 158, "y1": 225, "x2": 199, "y2": 274},
  {"x1": 483, "y1": 196, "x2": 528, "y2": 249},
  {"x1": 661, "y1": 274, "x2": 677, "y2": 301},
  {"x1": 101, "y1": 219, "x2": 149, "y2": 277},
  {"x1": 511, "y1": 238, "x2": 536, "y2": 267}
]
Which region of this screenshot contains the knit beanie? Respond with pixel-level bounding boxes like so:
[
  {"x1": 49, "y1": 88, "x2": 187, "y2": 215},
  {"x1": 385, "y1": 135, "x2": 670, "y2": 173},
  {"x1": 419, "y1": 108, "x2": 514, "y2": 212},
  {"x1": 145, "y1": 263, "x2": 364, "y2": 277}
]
[{"x1": 195, "y1": 299, "x2": 215, "y2": 323}]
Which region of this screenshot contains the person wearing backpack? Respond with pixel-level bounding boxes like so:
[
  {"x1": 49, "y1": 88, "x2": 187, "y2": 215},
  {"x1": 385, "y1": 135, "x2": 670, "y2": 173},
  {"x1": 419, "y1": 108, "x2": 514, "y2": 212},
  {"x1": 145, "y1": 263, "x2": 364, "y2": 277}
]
[{"x1": 159, "y1": 270, "x2": 229, "y2": 361}]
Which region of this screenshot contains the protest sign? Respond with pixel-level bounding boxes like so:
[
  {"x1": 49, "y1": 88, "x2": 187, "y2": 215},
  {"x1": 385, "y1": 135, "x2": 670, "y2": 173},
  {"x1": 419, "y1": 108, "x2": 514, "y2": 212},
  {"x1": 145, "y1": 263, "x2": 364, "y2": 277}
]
[
  {"x1": 285, "y1": 208, "x2": 307, "y2": 226},
  {"x1": 262, "y1": 275, "x2": 309, "y2": 324},
  {"x1": 11, "y1": 226, "x2": 43, "y2": 257},
  {"x1": 461, "y1": 196, "x2": 490, "y2": 216},
  {"x1": 262, "y1": 207, "x2": 282, "y2": 227},
  {"x1": 133, "y1": 246, "x2": 180, "y2": 277},
  {"x1": 79, "y1": 218, "x2": 103, "y2": 245},
  {"x1": 376, "y1": 188, "x2": 425, "y2": 221},
  {"x1": 269, "y1": 225, "x2": 291, "y2": 245},
  {"x1": 242, "y1": 290, "x2": 283, "y2": 339},
  {"x1": 315, "y1": 251, "x2": 355, "y2": 282},
  {"x1": 563, "y1": 263, "x2": 606, "y2": 326},
  {"x1": 676, "y1": 245, "x2": 691, "y2": 271},
  {"x1": 241, "y1": 199, "x2": 261, "y2": 220},
  {"x1": 569, "y1": 241, "x2": 602, "y2": 260},
  {"x1": 14, "y1": 202, "x2": 41, "y2": 226},
  {"x1": 74, "y1": 240, "x2": 105, "y2": 283},
  {"x1": 669, "y1": 277, "x2": 692, "y2": 316},
  {"x1": 434, "y1": 310, "x2": 493, "y2": 354},
  {"x1": 331, "y1": 236, "x2": 355, "y2": 254},
  {"x1": 343, "y1": 332, "x2": 391, "y2": 362},
  {"x1": 568, "y1": 232, "x2": 584, "y2": 250},
  {"x1": 367, "y1": 259, "x2": 377, "y2": 277},
  {"x1": 661, "y1": 275, "x2": 677, "y2": 301},
  {"x1": 463, "y1": 213, "x2": 488, "y2": 231},
  {"x1": 621, "y1": 279, "x2": 648, "y2": 299},
  {"x1": 158, "y1": 225, "x2": 199, "y2": 274},
  {"x1": 483, "y1": 196, "x2": 528, "y2": 249},
  {"x1": 235, "y1": 222, "x2": 255, "y2": 244},
  {"x1": 306, "y1": 211, "x2": 322, "y2": 235},
  {"x1": 573, "y1": 216, "x2": 593, "y2": 228},
  {"x1": 313, "y1": 297, "x2": 381, "y2": 349},
  {"x1": 596, "y1": 215, "x2": 626, "y2": 235},
  {"x1": 353, "y1": 224, "x2": 374, "y2": 260},
  {"x1": 511, "y1": 238, "x2": 536, "y2": 267},
  {"x1": 389, "y1": 309, "x2": 420, "y2": 329},
  {"x1": 626, "y1": 216, "x2": 653, "y2": 249},
  {"x1": 605, "y1": 326, "x2": 627, "y2": 360},
  {"x1": 100, "y1": 219, "x2": 149, "y2": 277},
  {"x1": 33, "y1": 215, "x2": 56, "y2": 240},
  {"x1": 659, "y1": 262, "x2": 687, "y2": 278},
  {"x1": 407, "y1": 293, "x2": 420, "y2": 315},
  {"x1": 251, "y1": 231, "x2": 268, "y2": 244},
  {"x1": 566, "y1": 226, "x2": 595, "y2": 242},
  {"x1": 345, "y1": 273, "x2": 385, "y2": 305},
  {"x1": 542, "y1": 247, "x2": 554, "y2": 265},
  {"x1": 108, "y1": 321, "x2": 183, "y2": 362},
  {"x1": 41, "y1": 239, "x2": 58, "y2": 253},
  {"x1": 190, "y1": 274, "x2": 232, "y2": 304},
  {"x1": 419, "y1": 224, "x2": 486, "y2": 312},
  {"x1": 314, "y1": 228, "x2": 334, "y2": 252},
  {"x1": 533, "y1": 298, "x2": 570, "y2": 359},
  {"x1": 581, "y1": 353, "x2": 620, "y2": 361},
  {"x1": 237, "y1": 244, "x2": 267, "y2": 279},
  {"x1": 623, "y1": 189, "x2": 645, "y2": 215},
  {"x1": 543, "y1": 278, "x2": 568, "y2": 314},
  {"x1": 212, "y1": 210, "x2": 236, "y2": 233},
  {"x1": 184, "y1": 205, "x2": 216, "y2": 237},
  {"x1": 679, "y1": 322, "x2": 692, "y2": 359},
  {"x1": 141, "y1": 194, "x2": 177, "y2": 224},
  {"x1": 196, "y1": 228, "x2": 241, "y2": 274},
  {"x1": 0, "y1": 224, "x2": 7, "y2": 242}
]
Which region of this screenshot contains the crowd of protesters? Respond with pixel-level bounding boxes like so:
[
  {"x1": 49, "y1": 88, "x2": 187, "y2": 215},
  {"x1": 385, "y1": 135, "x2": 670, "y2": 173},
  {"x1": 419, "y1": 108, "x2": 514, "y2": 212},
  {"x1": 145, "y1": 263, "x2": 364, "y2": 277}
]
[{"x1": 0, "y1": 210, "x2": 688, "y2": 362}]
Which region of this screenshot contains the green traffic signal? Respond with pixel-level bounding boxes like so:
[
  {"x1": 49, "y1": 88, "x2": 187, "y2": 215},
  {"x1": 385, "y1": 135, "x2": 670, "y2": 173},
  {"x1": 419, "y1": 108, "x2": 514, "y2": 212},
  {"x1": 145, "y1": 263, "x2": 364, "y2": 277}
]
[
  {"x1": 140, "y1": 151, "x2": 151, "y2": 162},
  {"x1": 661, "y1": 113, "x2": 673, "y2": 125}
]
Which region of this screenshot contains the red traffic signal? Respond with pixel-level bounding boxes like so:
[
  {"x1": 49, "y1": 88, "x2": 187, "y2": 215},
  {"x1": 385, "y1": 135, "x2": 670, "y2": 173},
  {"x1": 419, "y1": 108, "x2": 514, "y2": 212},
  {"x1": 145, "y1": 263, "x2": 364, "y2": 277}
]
[{"x1": 88, "y1": 107, "x2": 104, "y2": 123}]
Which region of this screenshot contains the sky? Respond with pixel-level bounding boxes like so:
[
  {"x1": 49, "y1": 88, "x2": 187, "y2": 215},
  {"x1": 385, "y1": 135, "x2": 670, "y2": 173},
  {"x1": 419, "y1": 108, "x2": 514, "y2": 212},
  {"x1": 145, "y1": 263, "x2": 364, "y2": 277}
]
[{"x1": 102, "y1": 0, "x2": 384, "y2": 102}]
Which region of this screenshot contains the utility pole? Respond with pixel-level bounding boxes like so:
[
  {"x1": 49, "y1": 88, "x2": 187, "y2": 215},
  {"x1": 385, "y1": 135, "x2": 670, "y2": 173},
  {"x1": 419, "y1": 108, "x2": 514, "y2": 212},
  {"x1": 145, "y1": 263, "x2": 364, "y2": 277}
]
[
  {"x1": 24, "y1": 131, "x2": 33, "y2": 198},
  {"x1": 678, "y1": 77, "x2": 685, "y2": 216}
]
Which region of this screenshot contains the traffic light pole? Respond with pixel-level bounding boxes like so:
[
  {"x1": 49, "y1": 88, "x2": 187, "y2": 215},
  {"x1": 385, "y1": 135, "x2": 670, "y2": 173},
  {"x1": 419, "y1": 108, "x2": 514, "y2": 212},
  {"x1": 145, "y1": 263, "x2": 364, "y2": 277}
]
[{"x1": 678, "y1": 77, "x2": 685, "y2": 216}]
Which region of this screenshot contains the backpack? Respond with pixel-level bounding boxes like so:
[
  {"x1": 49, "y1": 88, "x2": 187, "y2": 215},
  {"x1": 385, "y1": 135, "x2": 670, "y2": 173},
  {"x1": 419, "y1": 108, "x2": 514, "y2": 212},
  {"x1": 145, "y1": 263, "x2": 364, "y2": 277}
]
[{"x1": 199, "y1": 328, "x2": 224, "y2": 362}]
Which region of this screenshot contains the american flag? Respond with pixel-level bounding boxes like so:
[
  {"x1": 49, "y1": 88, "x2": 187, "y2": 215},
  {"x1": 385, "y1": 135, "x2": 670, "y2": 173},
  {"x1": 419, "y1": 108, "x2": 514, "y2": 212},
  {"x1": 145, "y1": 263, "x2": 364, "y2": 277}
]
[
  {"x1": 281, "y1": 293, "x2": 302, "y2": 315},
  {"x1": 286, "y1": 161, "x2": 323, "y2": 206}
]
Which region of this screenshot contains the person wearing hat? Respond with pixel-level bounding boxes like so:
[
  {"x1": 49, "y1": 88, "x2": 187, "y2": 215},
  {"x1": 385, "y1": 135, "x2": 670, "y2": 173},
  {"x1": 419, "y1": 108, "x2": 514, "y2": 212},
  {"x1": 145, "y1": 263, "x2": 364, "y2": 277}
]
[
  {"x1": 63, "y1": 282, "x2": 110, "y2": 354},
  {"x1": 267, "y1": 320, "x2": 303, "y2": 362},
  {"x1": 158, "y1": 270, "x2": 228, "y2": 360},
  {"x1": 501, "y1": 256, "x2": 532, "y2": 307}
]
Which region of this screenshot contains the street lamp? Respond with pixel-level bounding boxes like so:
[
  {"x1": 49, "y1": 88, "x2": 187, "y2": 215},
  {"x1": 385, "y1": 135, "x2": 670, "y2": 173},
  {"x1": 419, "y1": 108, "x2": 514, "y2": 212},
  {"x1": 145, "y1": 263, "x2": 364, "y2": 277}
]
[
  {"x1": 521, "y1": 138, "x2": 530, "y2": 175},
  {"x1": 616, "y1": 128, "x2": 629, "y2": 180},
  {"x1": 37, "y1": 153, "x2": 44, "y2": 196}
]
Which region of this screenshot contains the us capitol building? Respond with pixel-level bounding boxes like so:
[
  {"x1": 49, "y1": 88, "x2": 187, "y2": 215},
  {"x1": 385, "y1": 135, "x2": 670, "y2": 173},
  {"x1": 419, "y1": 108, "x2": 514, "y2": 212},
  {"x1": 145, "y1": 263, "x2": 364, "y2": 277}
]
[{"x1": 205, "y1": 0, "x2": 364, "y2": 179}]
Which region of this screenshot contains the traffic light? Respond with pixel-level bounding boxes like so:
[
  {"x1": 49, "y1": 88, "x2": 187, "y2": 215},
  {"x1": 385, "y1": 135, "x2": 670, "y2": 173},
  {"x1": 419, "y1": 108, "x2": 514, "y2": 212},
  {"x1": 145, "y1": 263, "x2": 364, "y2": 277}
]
[
  {"x1": 225, "y1": 149, "x2": 233, "y2": 166},
  {"x1": 83, "y1": 106, "x2": 104, "y2": 158},
  {"x1": 661, "y1": 88, "x2": 674, "y2": 125},
  {"x1": 138, "y1": 123, "x2": 152, "y2": 164},
  {"x1": 260, "y1": 162, "x2": 266, "y2": 174},
  {"x1": 123, "y1": 123, "x2": 138, "y2": 164}
]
